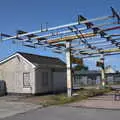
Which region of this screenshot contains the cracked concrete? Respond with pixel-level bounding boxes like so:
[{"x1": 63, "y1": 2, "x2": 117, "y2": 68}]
[{"x1": 0, "y1": 96, "x2": 42, "y2": 119}]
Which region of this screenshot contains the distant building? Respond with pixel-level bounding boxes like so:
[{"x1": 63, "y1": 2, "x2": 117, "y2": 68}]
[
  {"x1": 73, "y1": 70, "x2": 100, "y2": 88},
  {"x1": 73, "y1": 67, "x2": 120, "y2": 88},
  {"x1": 105, "y1": 65, "x2": 116, "y2": 73}
]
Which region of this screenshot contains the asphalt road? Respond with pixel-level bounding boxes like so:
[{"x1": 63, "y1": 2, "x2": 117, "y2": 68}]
[
  {"x1": 1, "y1": 85, "x2": 120, "y2": 120},
  {"x1": 1, "y1": 106, "x2": 120, "y2": 120}
]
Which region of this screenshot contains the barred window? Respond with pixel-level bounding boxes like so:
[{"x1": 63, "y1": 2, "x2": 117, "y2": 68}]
[{"x1": 23, "y1": 72, "x2": 30, "y2": 87}]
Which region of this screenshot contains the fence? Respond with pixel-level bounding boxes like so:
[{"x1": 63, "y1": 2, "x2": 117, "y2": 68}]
[{"x1": 73, "y1": 72, "x2": 120, "y2": 89}]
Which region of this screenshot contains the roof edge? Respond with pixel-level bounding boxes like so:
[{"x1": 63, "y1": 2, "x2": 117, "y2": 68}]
[{"x1": 0, "y1": 52, "x2": 36, "y2": 68}]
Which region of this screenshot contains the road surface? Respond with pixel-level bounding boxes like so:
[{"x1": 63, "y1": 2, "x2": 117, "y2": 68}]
[{"x1": 1, "y1": 106, "x2": 120, "y2": 120}]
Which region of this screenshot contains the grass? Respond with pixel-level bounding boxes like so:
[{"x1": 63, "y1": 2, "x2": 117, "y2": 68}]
[{"x1": 39, "y1": 88, "x2": 111, "y2": 107}]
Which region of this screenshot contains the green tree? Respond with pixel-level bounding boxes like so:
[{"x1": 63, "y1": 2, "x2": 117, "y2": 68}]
[{"x1": 73, "y1": 64, "x2": 88, "y2": 71}]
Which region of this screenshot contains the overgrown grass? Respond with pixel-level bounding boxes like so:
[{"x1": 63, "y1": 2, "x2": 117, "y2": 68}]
[{"x1": 40, "y1": 88, "x2": 111, "y2": 107}]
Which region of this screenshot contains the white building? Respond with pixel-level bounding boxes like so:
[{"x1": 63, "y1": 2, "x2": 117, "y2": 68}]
[
  {"x1": 105, "y1": 65, "x2": 116, "y2": 73},
  {"x1": 0, "y1": 52, "x2": 66, "y2": 95}
]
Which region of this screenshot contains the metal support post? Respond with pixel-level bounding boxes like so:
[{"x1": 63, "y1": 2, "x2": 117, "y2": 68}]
[
  {"x1": 100, "y1": 54, "x2": 105, "y2": 87},
  {"x1": 66, "y1": 41, "x2": 72, "y2": 97},
  {"x1": 101, "y1": 67, "x2": 105, "y2": 87}
]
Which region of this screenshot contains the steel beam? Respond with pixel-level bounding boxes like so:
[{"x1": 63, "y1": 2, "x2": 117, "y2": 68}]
[
  {"x1": 1, "y1": 15, "x2": 112, "y2": 41},
  {"x1": 73, "y1": 52, "x2": 120, "y2": 59},
  {"x1": 80, "y1": 48, "x2": 120, "y2": 55},
  {"x1": 48, "y1": 33, "x2": 96, "y2": 43},
  {"x1": 16, "y1": 22, "x2": 117, "y2": 42}
]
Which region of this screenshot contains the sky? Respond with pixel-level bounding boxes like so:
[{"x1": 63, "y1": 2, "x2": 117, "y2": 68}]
[{"x1": 0, "y1": 0, "x2": 120, "y2": 70}]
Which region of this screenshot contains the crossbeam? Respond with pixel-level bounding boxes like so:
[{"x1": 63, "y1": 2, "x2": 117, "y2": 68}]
[
  {"x1": 80, "y1": 48, "x2": 120, "y2": 55},
  {"x1": 1, "y1": 15, "x2": 112, "y2": 41},
  {"x1": 48, "y1": 33, "x2": 96, "y2": 43}
]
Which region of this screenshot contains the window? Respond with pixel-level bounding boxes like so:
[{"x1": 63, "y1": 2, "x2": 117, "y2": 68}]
[
  {"x1": 42, "y1": 72, "x2": 48, "y2": 86},
  {"x1": 23, "y1": 72, "x2": 30, "y2": 87}
]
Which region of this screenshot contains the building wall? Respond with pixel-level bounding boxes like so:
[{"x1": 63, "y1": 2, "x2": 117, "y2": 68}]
[
  {"x1": 35, "y1": 68, "x2": 66, "y2": 94},
  {"x1": 52, "y1": 72, "x2": 66, "y2": 93},
  {"x1": 0, "y1": 55, "x2": 35, "y2": 94},
  {"x1": 35, "y1": 68, "x2": 52, "y2": 94}
]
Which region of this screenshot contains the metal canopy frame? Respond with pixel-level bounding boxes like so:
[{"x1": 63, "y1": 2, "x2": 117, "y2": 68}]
[
  {"x1": 0, "y1": 7, "x2": 120, "y2": 97},
  {"x1": 1, "y1": 7, "x2": 120, "y2": 57}
]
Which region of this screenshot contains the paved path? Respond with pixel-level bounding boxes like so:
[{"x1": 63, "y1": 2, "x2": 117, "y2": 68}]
[
  {"x1": 68, "y1": 93, "x2": 120, "y2": 110},
  {"x1": 0, "y1": 96, "x2": 41, "y2": 119}
]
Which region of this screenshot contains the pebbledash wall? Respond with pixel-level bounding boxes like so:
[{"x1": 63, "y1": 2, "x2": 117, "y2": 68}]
[
  {"x1": 0, "y1": 53, "x2": 66, "y2": 95},
  {"x1": 0, "y1": 54, "x2": 35, "y2": 94}
]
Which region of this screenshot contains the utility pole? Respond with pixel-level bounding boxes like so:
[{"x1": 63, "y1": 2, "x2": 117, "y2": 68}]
[{"x1": 66, "y1": 41, "x2": 72, "y2": 97}]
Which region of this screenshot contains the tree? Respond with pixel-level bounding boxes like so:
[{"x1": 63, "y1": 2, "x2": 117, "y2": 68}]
[{"x1": 73, "y1": 64, "x2": 88, "y2": 71}]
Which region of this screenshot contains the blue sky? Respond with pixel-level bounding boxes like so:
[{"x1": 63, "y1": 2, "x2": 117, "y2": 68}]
[{"x1": 0, "y1": 0, "x2": 120, "y2": 70}]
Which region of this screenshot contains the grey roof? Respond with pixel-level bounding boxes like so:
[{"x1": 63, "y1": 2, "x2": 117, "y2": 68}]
[
  {"x1": 18, "y1": 52, "x2": 66, "y2": 68},
  {"x1": 74, "y1": 70, "x2": 100, "y2": 75}
]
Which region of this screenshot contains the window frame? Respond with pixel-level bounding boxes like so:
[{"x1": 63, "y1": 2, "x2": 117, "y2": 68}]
[{"x1": 23, "y1": 72, "x2": 31, "y2": 88}]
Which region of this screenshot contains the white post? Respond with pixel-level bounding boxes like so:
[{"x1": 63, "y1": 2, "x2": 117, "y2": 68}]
[
  {"x1": 66, "y1": 41, "x2": 72, "y2": 97},
  {"x1": 100, "y1": 54, "x2": 105, "y2": 87}
]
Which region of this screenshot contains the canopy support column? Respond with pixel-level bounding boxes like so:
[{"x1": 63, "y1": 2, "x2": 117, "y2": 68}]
[
  {"x1": 66, "y1": 41, "x2": 72, "y2": 97},
  {"x1": 100, "y1": 54, "x2": 105, "y2": 87}
]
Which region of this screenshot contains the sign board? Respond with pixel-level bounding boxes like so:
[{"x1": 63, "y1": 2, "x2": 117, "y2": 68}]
[
  {"x1": 71, "y1": 56, "x2": 83, "y2": 65},
  {"x1": 96, "y1": 60, "x2": 104, "y2": 68}
]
